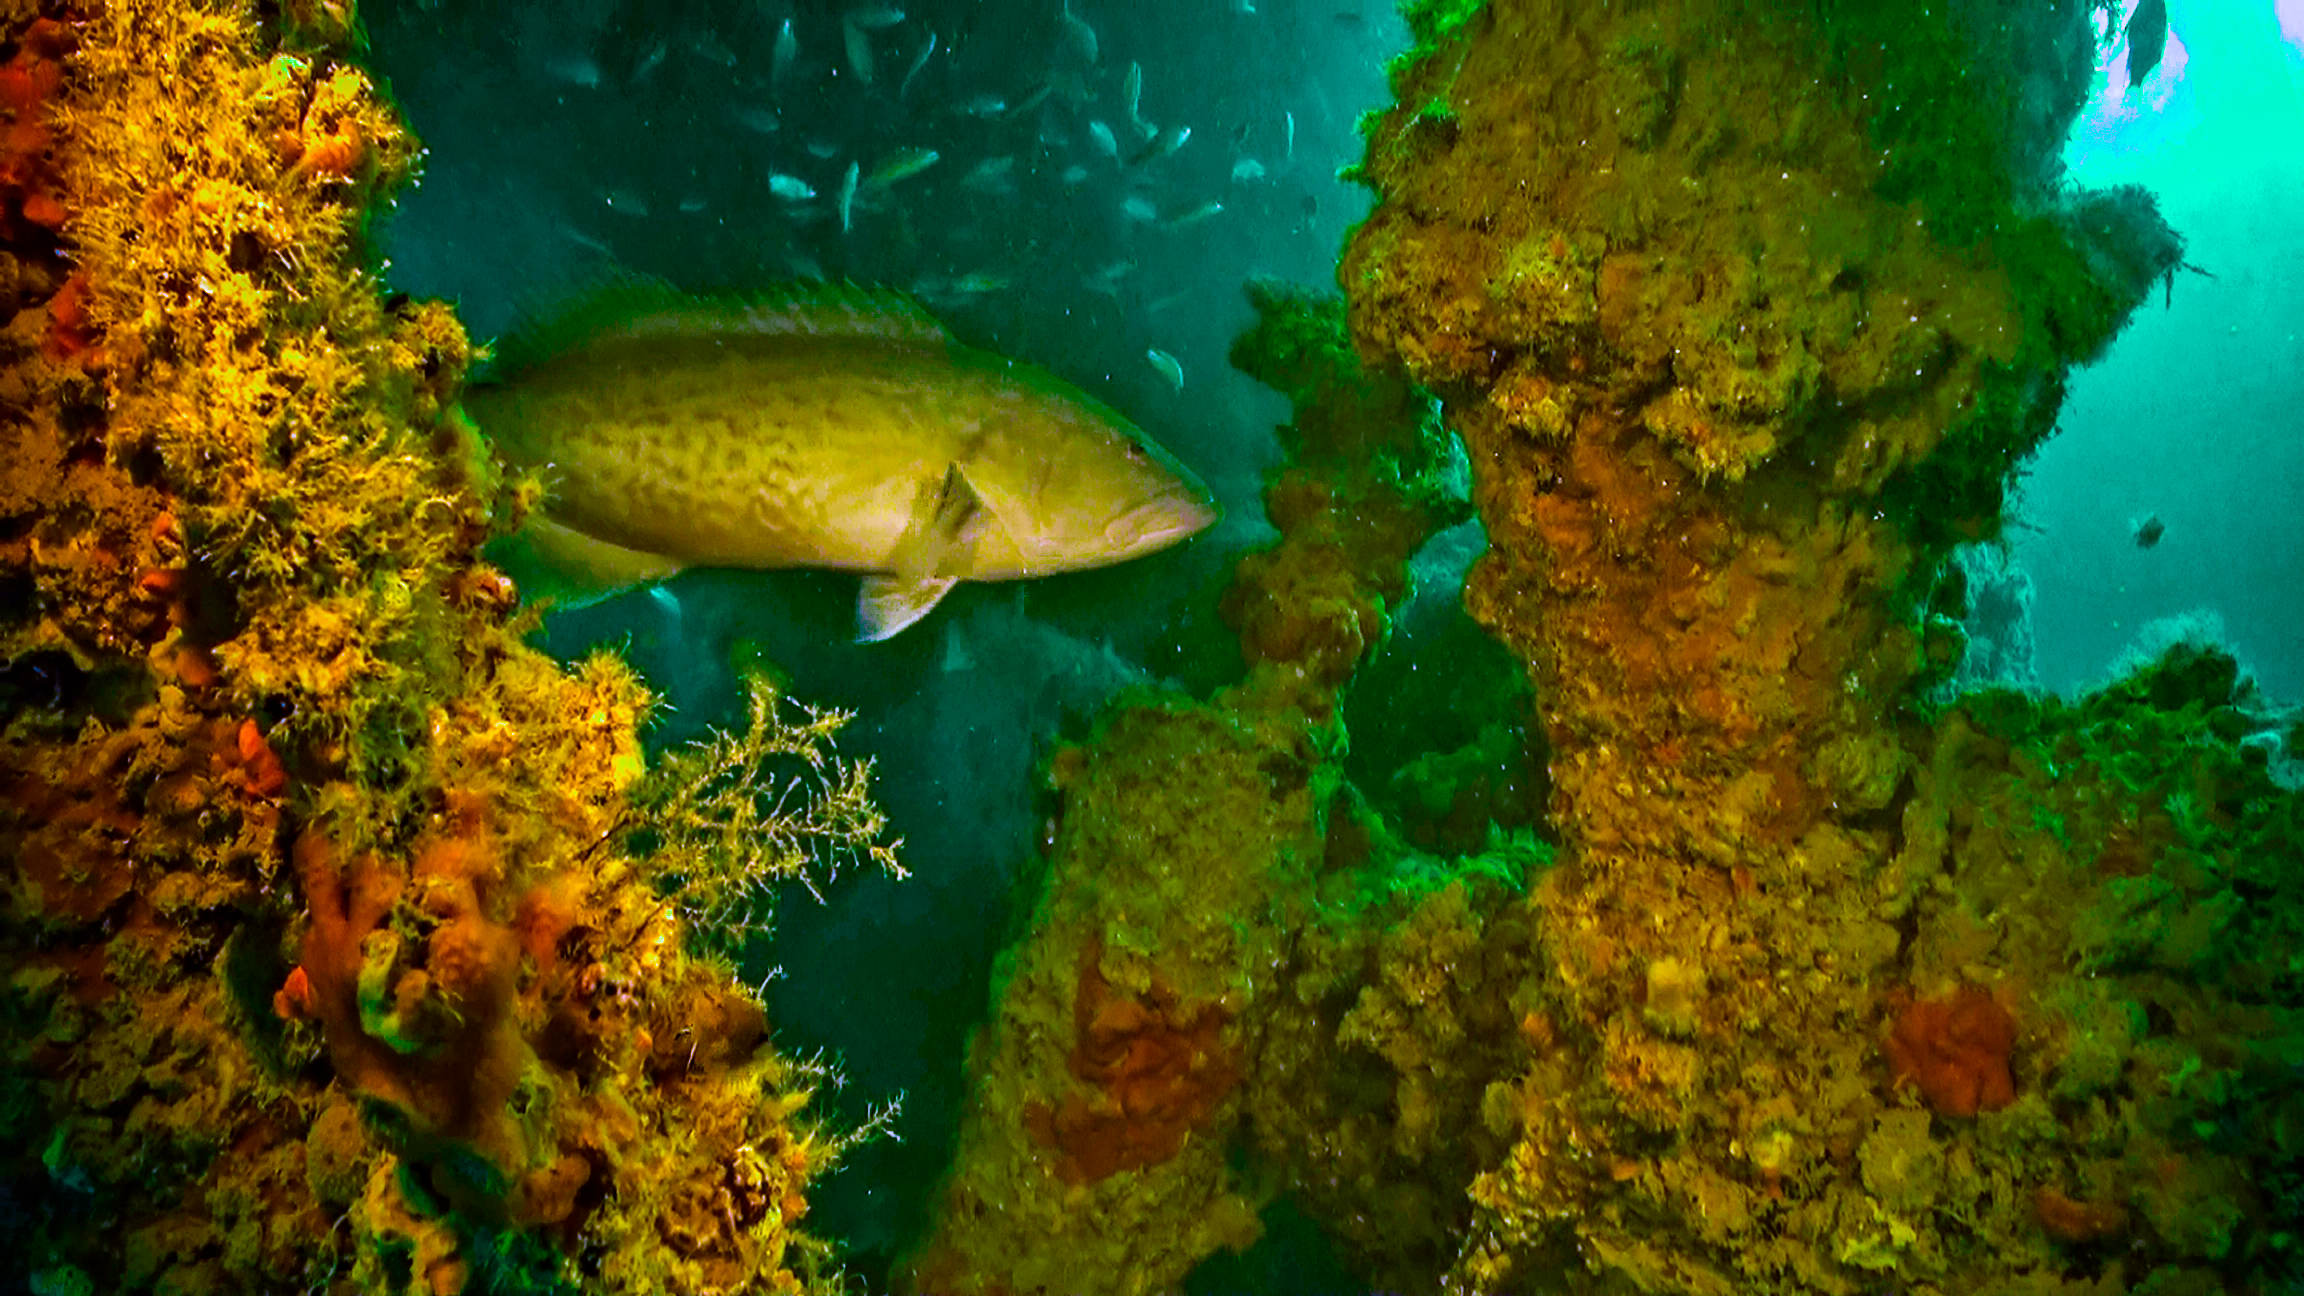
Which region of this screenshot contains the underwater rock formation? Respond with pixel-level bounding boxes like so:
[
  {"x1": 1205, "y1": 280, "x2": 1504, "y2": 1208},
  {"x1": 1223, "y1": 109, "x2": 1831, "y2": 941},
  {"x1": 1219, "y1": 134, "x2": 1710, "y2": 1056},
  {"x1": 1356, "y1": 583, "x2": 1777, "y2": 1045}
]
[
  {"x1": 900, "y1": 281, "x2": 1518, "y2": 1292},
  {"x1": 0, "y1": 2, "x2": 894, "y2": 1292},
  {"x1": 1331, "y1": 0, "x2": 2298, "y2": 1292}
]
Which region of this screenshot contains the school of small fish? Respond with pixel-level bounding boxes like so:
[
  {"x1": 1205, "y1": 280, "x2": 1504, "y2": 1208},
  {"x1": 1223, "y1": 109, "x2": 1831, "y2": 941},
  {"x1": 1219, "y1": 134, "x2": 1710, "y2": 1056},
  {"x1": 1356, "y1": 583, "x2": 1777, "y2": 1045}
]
[
  {"x1": 562, "y1": 1, "x2": 1311, "y2": 322},
  {"x1": 519, "y1": 0, "x2": 1354, "y2": 633}
]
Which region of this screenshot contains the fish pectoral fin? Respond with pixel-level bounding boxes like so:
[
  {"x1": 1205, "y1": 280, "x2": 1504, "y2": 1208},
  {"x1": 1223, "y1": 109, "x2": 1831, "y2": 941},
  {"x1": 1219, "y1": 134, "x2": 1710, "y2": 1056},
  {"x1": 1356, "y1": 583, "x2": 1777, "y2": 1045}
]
[
  {"x1": 891, "y1": 462, "x2": 993, "y2": 582},
  {"x1": 856, "y1": 572, "x2": 960, "y2": 642},
  {"x1": 490, "y1": 515, "x2": 686, "y2": 610}
]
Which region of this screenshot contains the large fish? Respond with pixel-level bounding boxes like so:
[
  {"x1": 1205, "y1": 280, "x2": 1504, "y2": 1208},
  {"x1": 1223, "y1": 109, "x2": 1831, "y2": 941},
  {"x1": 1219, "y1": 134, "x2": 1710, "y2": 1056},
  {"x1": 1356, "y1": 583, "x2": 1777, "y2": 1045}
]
[{"x1": 464, "y1": 279, "x2": 1218, "y2": 640}]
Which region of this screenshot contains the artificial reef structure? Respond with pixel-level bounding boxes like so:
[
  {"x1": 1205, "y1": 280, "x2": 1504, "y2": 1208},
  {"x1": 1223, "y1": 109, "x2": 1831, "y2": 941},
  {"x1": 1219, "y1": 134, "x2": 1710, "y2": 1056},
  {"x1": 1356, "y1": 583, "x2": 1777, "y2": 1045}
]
[
  {"x1": 902, "y1": 0, "x2": 2304, "y2": 1294},
  {"x1": 0, "y1": 2, "x2": 899, "y2": 1293},
  {"x1": 2, "y1": 0, "x2": 2299, "y2": 1294}
]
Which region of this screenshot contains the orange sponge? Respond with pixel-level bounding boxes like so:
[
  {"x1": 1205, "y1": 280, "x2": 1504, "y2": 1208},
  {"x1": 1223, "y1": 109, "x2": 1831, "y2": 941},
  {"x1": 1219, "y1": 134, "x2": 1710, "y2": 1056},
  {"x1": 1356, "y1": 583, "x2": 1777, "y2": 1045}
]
[{"x1": 1885, "y1": 984, "x2": 2018, "y2": 1117}]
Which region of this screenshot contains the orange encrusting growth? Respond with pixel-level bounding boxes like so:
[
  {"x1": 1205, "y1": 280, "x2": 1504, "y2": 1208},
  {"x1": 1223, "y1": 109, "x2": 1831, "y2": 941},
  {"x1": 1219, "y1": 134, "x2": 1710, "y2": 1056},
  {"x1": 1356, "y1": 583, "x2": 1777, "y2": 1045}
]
[
  {"x1": 1884, "y1": 984, "x2": 2019, "y2": 1117},
  {"x1": 1026, "y1": 945, "x2": 1240, "y2": 1185},
  {"x1": 287, "y1": 807, "x2": 541, "y2": 1220},
  {"x1": 0, "y1": 1, "x2": 877, "y2": 1290},
  {"x1": 0, "y1": 18, "x2": 72, "y2": 236}
]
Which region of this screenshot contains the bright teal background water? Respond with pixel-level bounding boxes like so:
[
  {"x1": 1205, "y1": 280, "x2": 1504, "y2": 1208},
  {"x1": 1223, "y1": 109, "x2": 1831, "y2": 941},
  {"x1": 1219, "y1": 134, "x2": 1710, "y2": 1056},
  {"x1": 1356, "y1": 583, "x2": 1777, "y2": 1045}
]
[{"x1": 2010, "y1": 0, "x2": 2304, "y2": 702}]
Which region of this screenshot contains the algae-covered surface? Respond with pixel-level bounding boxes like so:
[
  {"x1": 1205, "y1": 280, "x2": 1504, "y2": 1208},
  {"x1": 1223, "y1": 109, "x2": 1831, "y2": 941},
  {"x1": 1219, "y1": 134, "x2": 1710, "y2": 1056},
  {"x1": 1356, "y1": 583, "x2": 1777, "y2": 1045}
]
[
  {"x1": 2, "y1": 0, "x2": 2298, "y2": 1294},
  {"x1": 2, "y1": 2, "x2": 896, "y2": 1292}
]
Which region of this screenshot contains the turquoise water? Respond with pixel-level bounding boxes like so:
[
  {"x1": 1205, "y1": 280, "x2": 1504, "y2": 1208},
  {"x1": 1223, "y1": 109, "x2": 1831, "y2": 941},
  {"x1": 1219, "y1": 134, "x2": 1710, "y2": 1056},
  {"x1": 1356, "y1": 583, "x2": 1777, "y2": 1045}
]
[{"x1": 2009, "y1": 0, "x2": 2304, "y2": 700}]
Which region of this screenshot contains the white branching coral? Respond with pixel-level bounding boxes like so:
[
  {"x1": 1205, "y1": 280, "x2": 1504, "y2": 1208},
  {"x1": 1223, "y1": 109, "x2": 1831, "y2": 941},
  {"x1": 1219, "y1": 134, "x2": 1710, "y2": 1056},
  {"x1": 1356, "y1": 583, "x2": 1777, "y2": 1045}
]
[{"x1": 632, "y1": 674, "x2": 905, "y2": 947}]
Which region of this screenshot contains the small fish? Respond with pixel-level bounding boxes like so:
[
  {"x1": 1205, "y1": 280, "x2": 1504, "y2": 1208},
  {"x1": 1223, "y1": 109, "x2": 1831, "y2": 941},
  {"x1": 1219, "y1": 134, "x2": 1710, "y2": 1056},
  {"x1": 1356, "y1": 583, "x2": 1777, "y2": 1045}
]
[
  {"x1": 1230, "y1": 157, "x2": 1266, "y2": 182},
  {"x1": 678, "y1": 195, "x2": 709, "y2": 213},
  {"x1": 556, "y1": 224, "x2": 613, "y2": 255},
  {"x1": 1122, "y1": 61, "x2": 1148, "y2": 137},
  {"x1": 1284, "y1": 109, "x2": 1295, "y2": 159},
  {"x1": 865, "y1": 146, "x2": 941, "y2": 189},
  {"x1": 688, "y1": 33, "x2": 738, "y2": 67},
  {"x1": 805, "y1": 138, "x2": 840, "y2": 159},
  {"x1": 2126, "y1": 0, "x2": 2168, "y2": 87},
  {"x1": 838, "y1": 161, "x2": 860, "y2": 232},
  {"x1": 1084, "y1": 258, "x2": 1135, "y2": 294},
  {"x1": 772, "y1": 19, "x2": 799, "y2": 91},
  {"x1": 466, "y1": 281, "x2": 1217, "y2": 639},
  {"x1": 940, "y1": 619, "x2": 976, "y2": 672},
  {"x1": 961, "y1": 156, "x2": 1017, "y2": 192},
  {"x1": 542, "y1": 53, "x2": 602, "y2": 88},
  {"x1": 768, "y1": 173, "x2": 816, "y2": 201},
  {"x1": 1087, "y1": 119, "x2": 1119, "y2": 159},
  {"x1": 842, "y1": 17, "x2": 875, "y2": 85},
  {"x1": 847, "y1": 3, "x2": 905, "y2": 28},
  {"x1": 602, "y1": 188, "x2": 651, "y2": 217},
  {"x1": 953, "y1": 92, "x2": 1007, "y2": 117},
  {"x1": 1006, "y1": 80, "x2": 1056, "y2": 117},
  {"x1": 948, "y1": 271, "x2": 1011, "y2": 295},
  {"x1": 1120, "y1": 194, "x2": 1158, "y2": 222},
  {"x1": 900, "y1": 30, "x2": 936, "y2": 100},
  {"x1": 631, "y1": 40, "x2": 668, "y2": 83},
  {"x1": 648, "y1": 586, "x2": 685, "y2": 639},
  {"x1": 1145, "y1": 348, "x2": 1183, "y2": 391},
  {"x1": 2132, "y1": 513, "x2": 2165, "y2": 549},
  {"x1": 732, "y1": 104, "x2": 781, "y2": 133},
  {"x1": 1130, "y1": 123, "x2": 1189, "y2": 164},
  {"x1": 1162, "y1": 198, "x2": 1222, "y2": 228},
  {"x1": 1060, "y1": 163, "x2": 1090, "y2": 186},
  {"x1": 1059, "y1": 0, "x2": 1099, "y2": 65}
]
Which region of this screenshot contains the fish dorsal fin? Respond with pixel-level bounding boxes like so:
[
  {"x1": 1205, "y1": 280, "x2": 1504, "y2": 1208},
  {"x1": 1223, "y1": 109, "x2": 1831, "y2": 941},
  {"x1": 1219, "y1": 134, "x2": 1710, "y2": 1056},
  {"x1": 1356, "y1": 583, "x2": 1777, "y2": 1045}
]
[{"x1": 489, "y1": 273, "x2": 950, "y2": 377}]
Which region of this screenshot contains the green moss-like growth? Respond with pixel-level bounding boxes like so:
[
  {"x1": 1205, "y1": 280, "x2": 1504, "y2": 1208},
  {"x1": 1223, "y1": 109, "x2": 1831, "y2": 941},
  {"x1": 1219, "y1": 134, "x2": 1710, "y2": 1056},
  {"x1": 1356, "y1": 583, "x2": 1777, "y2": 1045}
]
[
  {"x1": 1887, "y1": 645, "x2": 2304, "y2": 1289},
  {"x1": 1399, "y1": 0, "x2": 1487, "y2": 57}
]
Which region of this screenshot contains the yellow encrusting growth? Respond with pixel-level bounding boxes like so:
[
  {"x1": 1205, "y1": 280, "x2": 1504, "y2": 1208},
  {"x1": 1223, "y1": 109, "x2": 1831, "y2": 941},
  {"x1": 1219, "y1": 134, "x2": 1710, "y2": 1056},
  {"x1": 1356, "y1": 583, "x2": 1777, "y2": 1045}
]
[{"x1": 0, "y1": 2, "x2": 896, "y2": 1293}]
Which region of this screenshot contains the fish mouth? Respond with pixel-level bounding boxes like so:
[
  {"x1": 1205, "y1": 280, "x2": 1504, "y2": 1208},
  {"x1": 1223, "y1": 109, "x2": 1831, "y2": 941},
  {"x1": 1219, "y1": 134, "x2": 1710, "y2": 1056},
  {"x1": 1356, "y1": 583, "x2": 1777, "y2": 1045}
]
[{"x1": 1108, "y1": 488, "x2": 1221, "y2": 554}]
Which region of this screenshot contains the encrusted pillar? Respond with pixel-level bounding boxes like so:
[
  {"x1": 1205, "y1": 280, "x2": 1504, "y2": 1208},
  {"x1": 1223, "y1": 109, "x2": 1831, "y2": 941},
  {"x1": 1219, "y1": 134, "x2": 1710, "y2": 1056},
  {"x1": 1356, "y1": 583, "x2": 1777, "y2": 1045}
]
[{"x1": 1345, "y1": 0, "x2": 2175, "y2": 1286}]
